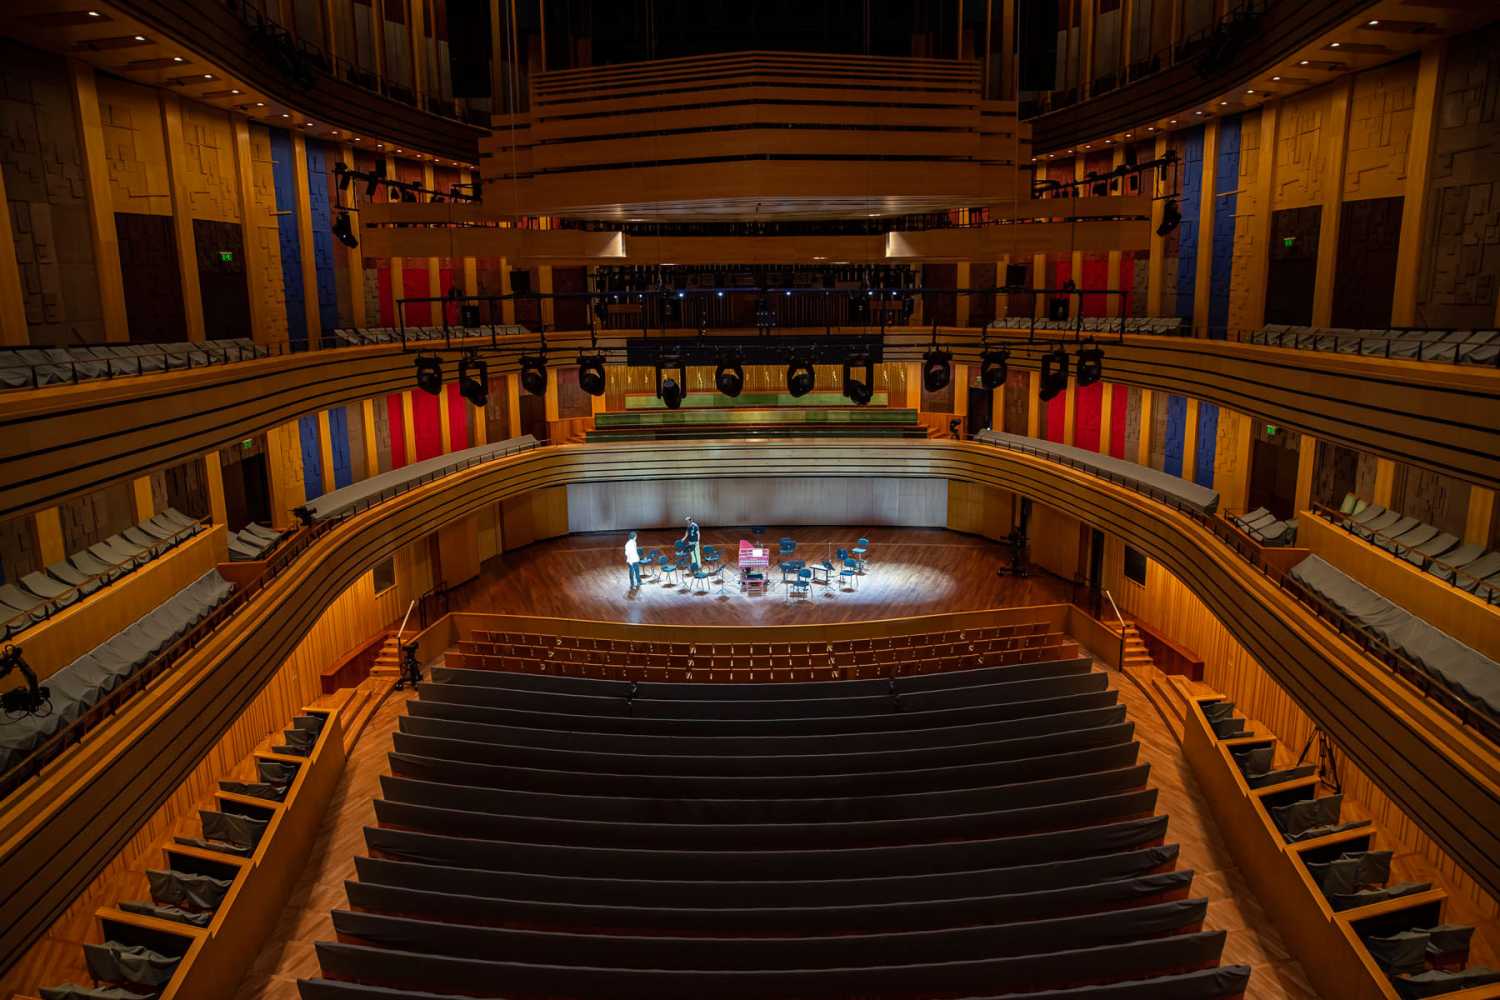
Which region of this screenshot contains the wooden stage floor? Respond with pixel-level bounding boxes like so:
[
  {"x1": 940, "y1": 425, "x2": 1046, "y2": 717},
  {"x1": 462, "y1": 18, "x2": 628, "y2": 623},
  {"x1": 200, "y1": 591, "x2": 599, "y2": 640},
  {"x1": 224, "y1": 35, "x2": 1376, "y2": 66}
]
[{"x1": 446, "y1": 526, "x2": 1075, "y2": 626}]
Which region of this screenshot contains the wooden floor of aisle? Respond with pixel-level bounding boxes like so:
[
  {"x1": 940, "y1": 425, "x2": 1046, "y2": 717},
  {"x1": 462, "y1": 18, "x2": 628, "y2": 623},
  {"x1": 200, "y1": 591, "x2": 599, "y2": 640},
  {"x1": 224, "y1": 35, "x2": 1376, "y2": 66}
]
[
  {"x1": 232, "y1": 672, "x2": 1322, "y2": 1000},
  {"x1": 447, "y1": 526, "x2": 1075, "y2": 626}
]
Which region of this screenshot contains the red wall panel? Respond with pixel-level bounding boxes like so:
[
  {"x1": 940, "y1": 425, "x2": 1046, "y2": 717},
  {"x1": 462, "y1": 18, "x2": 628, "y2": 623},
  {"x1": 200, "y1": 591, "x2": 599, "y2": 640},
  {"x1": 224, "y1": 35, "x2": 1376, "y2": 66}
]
[
  {"x1": 1119, "y1": 255, "x2": 1137, "y2": 316},
  {"x1": 402, "y1": 265, "x2": 432, "y2": 325},
  {"x1": 1072, "y1": 380, "x2": 1103, "y2": 451},
  {"x1": 1081, "y1": 255, "x2": 1109, "y2": 316},
  {"x1": 386, "y1": 392, "x2": 407, "y2": 468},
  {"x1": 411, "y1": 387, "x2": 442, "y2": 460},
  {"x1": 1109, "y1": 382, "x2": 1129, "y2": 458},
  {"x1": 439, "y1": 265, "x2": 459, "y2": 325},
  {"x1": 1044, "y1": 389, "x2": 1068, "y2": 443},
  {"x1": 445, "y1": 381, "x2": 470, "y2": 451},
  {"x1": 377, "y1": 261, "x2": 394, "y2": 327}
]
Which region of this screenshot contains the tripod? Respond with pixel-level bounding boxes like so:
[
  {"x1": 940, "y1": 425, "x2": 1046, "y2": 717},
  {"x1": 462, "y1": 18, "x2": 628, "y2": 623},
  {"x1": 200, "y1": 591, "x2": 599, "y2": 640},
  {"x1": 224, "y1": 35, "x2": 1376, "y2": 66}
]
[
  {"x1": 393, "y1": 642, "x2": 422, "y2": 691},
  {"x1": 1296, "y1": 728, "x2": 1342, "y2": 794}
]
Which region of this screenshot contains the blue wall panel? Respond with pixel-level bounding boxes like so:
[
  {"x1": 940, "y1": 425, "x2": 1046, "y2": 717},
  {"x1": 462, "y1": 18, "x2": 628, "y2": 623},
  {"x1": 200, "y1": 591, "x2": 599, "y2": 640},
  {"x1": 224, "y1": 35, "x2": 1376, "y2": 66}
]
[
  {"x1": 305, "y1": 140, "x2": 341, "y2": 336},
  {"x1": 1207, "y1": 117, "x2": 1242, "y2": 338},
  {"x1": 1194, "y1": 401, "x2": 1219, "y2": 488},
  {"x1": 1174, "y1": 126, "x2": 1206, "y2": 327},
  {"x1": 298, "y1": 413, "x2": 323, "y2": 501},
  {"x1": 268, "y1": 129, "x2": 307, "y2": 348},
  {"x1": 328, "y1": 406, "x2": 353, "y2": 488},
  {"x1": 1163, "y1": 394, "x2": 1188, "y2": 477}
]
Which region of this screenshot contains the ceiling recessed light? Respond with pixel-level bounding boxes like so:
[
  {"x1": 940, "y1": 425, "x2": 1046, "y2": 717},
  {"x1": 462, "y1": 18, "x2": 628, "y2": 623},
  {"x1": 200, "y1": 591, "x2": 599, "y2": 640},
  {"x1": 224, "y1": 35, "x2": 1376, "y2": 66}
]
[
  {"x1": 1047, "y1": 153, "x2": 1054, "y2": 158},
  {"x1": 1105, "y1": 138, "x2": 1112, "y2": 143},
  {"x1": 1219, "y1": 101, "x2": 1228, "y2": 106},
  {"x1": 352, "y1": 137, "x2": 361, "y2": 141},
  {"x1": 1367, "y1": 19, "x2": 1379, "y2": 26},
  {"x1": 1124, "y1": 133, "x2": 1131, "y2": 138},
  {"x1": 396, "y1": 148, "x2": 403, "y2": 152},
  {"x1": 1330, "y1": 41, "x2": 1340, "y2": 48},
  {"x1": 172, "y1": 56, "x2": 184, "y2": 62},
  {"x1": 280, "y1": 112, "x2": 289, "y2": 117},
  {"x1": 331, "y1": 130, "x2": 339, "y2": 134},
  {"x1": 376, "y1": 143, "x2": 384, "y2": 148},
  {"x1": 133, "y1": 34, "x2": 146, "y2": 41},
  {"x1": 1168, "y1": 120, "x2": 1177, "y2": 124},
  {"x1": 1272, "y1": 75, "x2": 1281, "y2": 81},
  {"x1": 1246, "y1": 89, "x2": 1254, "y2": 94},
  {"x1": 1083, "y1": 144, "x2": 1090, "y2": 149},
  {"x1": 255, "y1": 101, "x2": 264, "y2": 106},
  {"x1": 231, "y1": 88, "x2": 241, "y2": 94},
  {"x1": 87, "y1": 10, "x2": 101, "y2": 15},
  {"x1": 202, "y1": 73, "x2": 212, "y2": 79},
  {"x1": 1300, "y1": 59, "x2": 1310, "y2": 65}
]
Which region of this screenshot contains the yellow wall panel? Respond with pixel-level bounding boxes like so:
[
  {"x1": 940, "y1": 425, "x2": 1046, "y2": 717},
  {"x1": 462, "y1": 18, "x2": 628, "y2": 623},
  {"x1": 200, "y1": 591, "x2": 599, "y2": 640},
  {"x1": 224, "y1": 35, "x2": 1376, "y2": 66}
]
[
  {"x1": 180, "y1": 102, "x2": 241, "y2": 223},
  {"x1": 95, "y1": 76, "x2": 172, "y2": 217},
  {"x1": 1343, "y1": 56, "x2": 1417, "y2": 202}
]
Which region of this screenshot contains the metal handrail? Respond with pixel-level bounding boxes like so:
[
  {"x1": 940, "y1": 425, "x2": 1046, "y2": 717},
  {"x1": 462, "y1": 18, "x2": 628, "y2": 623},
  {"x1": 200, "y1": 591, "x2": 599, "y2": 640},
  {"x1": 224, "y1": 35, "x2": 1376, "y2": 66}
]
[
  {"x1": 1103, "y1": 590, "x2": 1126, "y2": 629},
  {"x1": 396, "y1": 600, "x2": 417, "y2": 646}
]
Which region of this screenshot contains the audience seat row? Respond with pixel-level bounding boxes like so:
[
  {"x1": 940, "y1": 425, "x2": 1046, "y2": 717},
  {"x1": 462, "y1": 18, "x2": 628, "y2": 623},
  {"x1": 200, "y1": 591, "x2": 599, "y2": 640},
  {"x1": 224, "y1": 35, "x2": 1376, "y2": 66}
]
[
  {"x1": 1246, "y1": 325, "x2": 1499, "y2": 365},
  {"x1": 1229, "y1": 508, "x2": 1298, "y2": 547},
  {"x1": 1333, "y1": 494, "x2": 1500, "y2": 603},
  {"x1": 227, "y1": 523, "x2": 287, "y2": 562},
  {"x1": 296, "y1": 645, "x2": 1249, "y2": 999},
  {"x1": 329, "y1": 325, "x2": 527, "y2": 347},
  {"x1": 0, "y1": 339, "x2": 271, "y2": 390},
  {"x1": 990, "y1": 316, "x2": 1186, "y2": 335},
  {"x1": 0, "y1": 508, "x2": 206, "y2": 640}
]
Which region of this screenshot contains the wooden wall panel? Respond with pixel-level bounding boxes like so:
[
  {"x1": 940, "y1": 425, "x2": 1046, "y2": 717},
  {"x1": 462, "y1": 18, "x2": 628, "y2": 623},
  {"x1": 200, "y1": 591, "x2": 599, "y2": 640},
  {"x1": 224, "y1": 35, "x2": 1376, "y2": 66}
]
[
  {"x1": 58, "y1": 480, "x2": 135, "y2": 555},
  {"x1": 179, "y1": 102, "x2": 240, "y2": 224},
  {"x1": 1273, "y1": 82, "x2": 1337, "y2": 211},
  {"x1": 1331, "y1": 196, "x2": 1403, "y2": 330},
  {"x1": 1343, "y1": 57, "x2": 1418, "y2": 202},
  {"x1": 0, "y1": 514, "x2": 41, "y2": 584},
  {"x1": 193, "y1": 219, "x2": 252, "y2": 342},
  {"x1": 502, "y1": 486, "x2": 570, "y2": 550},
  {"x1": 1029, "y1": 501, "x2": 1085, "y2": 583},
  {"x1": 115, "y1": 212, "x2": 187, "y2": 343},
  {"x1": 564, "y1": 478, "x2": 947, "y2": 535},
  {"x1": 1389, "y1": 462, "x2": 1469, "y2": 538},
  {"x1": 245, "y1": 124, "x2": 289, "y2": 344},
  {"x1": 95, "y1": 76, "x2": 171, "y2": 217},
  {"x1": 946, "y1": 480, "x2": 1013, "y2": 542}
]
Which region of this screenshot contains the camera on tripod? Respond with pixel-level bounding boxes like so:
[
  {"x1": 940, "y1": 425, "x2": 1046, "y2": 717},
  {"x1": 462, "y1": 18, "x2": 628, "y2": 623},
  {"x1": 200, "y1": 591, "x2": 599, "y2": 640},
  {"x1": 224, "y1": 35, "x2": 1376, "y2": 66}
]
[{"x1": 1, "y1": 644, "x2": 50, "y2": 715}]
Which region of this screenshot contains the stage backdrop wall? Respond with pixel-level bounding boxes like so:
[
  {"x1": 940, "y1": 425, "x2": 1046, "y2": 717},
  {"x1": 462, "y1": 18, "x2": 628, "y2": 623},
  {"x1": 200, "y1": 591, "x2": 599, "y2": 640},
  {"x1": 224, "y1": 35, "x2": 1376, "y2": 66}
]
[{"x1": 566, "y1": 478, "x2": 948, "y2": 534}]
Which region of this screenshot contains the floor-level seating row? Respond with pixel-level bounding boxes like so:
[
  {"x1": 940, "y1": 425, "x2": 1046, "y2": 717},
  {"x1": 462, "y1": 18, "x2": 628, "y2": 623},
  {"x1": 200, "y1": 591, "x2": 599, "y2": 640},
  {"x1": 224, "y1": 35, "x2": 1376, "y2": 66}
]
[
  {"x1": 0, "y1": 507, "x2": 207, "y2": 639},
  {"x1": 35, "y1": 711, "x2": 328, "y2": 1000},
  {"x1": 0, "y1": 570, "x2": 235, "y2": 782},
  {"x1": 1245, "y1": 324, "x2": 1499, "y2": 365},
  {"x1": 1196, "y1": 698, "x2": 1499, "y2": 1000},
  {"x1": 299, "y1": 647, "x2": 1249, "y2": 999},
  {"x1": 0, "y1": 338, "x2": 272, "y2": 391},
  {"x1": 1331, "y1": 495, "x2": 1500, "y2": 603}
]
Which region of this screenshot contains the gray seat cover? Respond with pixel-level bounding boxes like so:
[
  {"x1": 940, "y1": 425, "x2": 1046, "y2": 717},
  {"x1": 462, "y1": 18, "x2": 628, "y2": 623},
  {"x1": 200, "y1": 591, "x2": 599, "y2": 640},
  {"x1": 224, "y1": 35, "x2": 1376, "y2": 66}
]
[{"x1": 974, "y1": 431, "x2": 1219, "y2": 515}]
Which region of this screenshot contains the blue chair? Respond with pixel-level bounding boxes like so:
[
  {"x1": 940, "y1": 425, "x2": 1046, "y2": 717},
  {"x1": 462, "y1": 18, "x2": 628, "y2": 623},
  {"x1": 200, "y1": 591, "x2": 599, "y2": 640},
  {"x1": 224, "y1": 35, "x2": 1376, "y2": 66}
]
[
  {"x1": 777, "y1": 538, "x2": 797, "y2": 563},
  {"x1": 659, "y1": 555, "x2": 678, "y2": 586},
  {"x1": 839, "y1": 558, "x2": 860, "y2": 591},
  {"x1": 691, "y1": 563, "x2": 711, "y2": 592},
  {"x1": 640, "y1": 549, "x2": 660, "y2": 581},
  {"x1": 852, "y1": 537, "x2": 870, "y2": 571},
  {"x1": 787, "y1": 568, "x2": 811, "y2": 601},
  {"x1": 675, "y1": 558, "x2": 692, "y2": 585},
  {"x1": 780, "y1": 559, "x2": 805, "y2": 585},
  {"x1": 702, "y1": 546, "x2": 721, "y2": 570}
]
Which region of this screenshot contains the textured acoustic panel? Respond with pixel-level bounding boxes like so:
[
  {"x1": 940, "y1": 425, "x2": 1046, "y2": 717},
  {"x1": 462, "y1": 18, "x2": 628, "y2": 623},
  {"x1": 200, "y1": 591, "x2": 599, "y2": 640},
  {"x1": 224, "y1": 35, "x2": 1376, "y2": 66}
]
[
  {"x1": 1390, "y1": 463, "x2": 1469, "y2": 539},
  {"x1": 1003, "y1": 369, "x2": 1029, "y2": 435},
  {"x1": 1274, "y1": 82, "x2": 1335, "y2": 211},
  {"x1": 180, "y1": 103, "x2": 240, "y2": 223},
  {"x1": 305, "y1": 139, "x2": 341, "y2": 335},
  {"x1": 1121, "y1": 385, "x2": 1143, "y2": 462},
  {"x1": 372, "y1": 393, "x2": 394, "y2": 473},
  {"x1": 1107, "y1": 381, "x2": 1129, "y2": 459},
  {"x1": 552, "y1": 266, "x2": 590, "y2": 332},
  {"x1": 0, "y1": 40, "x2": 105, "y2": 345},
  {"x1": 1175, "y1": 125, "x2": 1206, "y2": 326},
  {"x1": 969, "y1": 262, "x2": 997, "y2": 327},
  {"x1": 1228, "y1": 111, "x2": 1265, "y2": 334},
  {"x1": 1417, "y1": 21, "x2": 1500, "y2": 329},
  {"x1": 921, "y1": 365, "x2": 957, "y2": 415},
  {"x1": 1207, "y1": 116, "x2": 1242, "y2": 336},
  {"x1": 328, "y1": 405, "x2": 353, "y2": 489},
  {"x1": 1161, "y1": 394, "x2": 1186, "y2": 476},
  {"x1": 268, "y1": 127, "x2": 307, "y2": 346},
  {"x1": 484, "y1": 377, "x2": 510, "y2": 444},
  {"x1": 343, "y1": 403, "x2": 368, "y2": 483},
  {"x1": 1128, "y1": 250, "x2": 1148, "y2": 318},
  {"x1": 193, "y1": 218, "x2": 252, "y2": 341},
  {"x1": 115, "y1": 212, "x2": 187, "y2": 343},
  {"x1": 149, "y1": 455, "x2": 210, "y2": 521},
  {"x1": 402, "y1": 264, "x2": 432, "y2": 325},
  {"x1": 922, "y1": 262, "x2": 958, "y2": 326},
  {"x1": 376, "y1": 259, "x2": 394, "y2": 326},
  {"x1": 59, "y1": 480, "x2": 134, "y2": 555},
  {"x1": 298, "y1": 412, "x2": 324, "y2": 501},
  {"x1": 0, "y1": 513, "x2": 41, "y2": 584},
  {"x1": 1194, "y1": 400, "x2": 1219, "y2": 489},
  {"x1": 96, "y1": 75, "x2": 171, "y2": 216},
  {"x1": 1343, "y1": 56, "x2": 1417, "y2": 202},
  {"x1": 247, "y1": 124, "x2": 289, "y2": 344},
  {"x1": 1148, "y1": 391, "x2": 1169, "y2": 470},
  {"x1": 1332, "y1": 196, "x2": 1403, "y2": 330},
  {"x1": 554, "y1": 365, "x2": 592, "y2": 420}
]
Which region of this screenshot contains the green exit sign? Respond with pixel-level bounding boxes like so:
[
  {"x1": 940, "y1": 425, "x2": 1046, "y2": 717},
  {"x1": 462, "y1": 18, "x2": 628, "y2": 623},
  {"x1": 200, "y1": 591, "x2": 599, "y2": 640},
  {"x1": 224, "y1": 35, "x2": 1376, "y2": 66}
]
[
  {"x1": 1281, "y1": 237, "x2": 1296, "y2": 249},
  {"x1": 241, "y1": 439, "x2": 254, "y2": 451},
  {"x1": 219, "y1": 250, "x2": 235, "y2": 263},
  {"x1": 1265, "y1": 424, "x2": 1278, "y2": 436}
]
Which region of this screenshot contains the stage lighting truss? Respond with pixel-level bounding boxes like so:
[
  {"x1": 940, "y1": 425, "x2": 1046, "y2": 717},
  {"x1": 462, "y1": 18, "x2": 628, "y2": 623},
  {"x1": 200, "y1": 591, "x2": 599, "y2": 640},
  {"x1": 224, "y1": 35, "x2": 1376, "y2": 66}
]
[
  {"x1": 715, "y1": 358, "x2": 745, "y2": 398},
  {"x1": 458, "y1": 351, "x2": 488, "y2": 407},
  {"x1": 578, "y1": 355, "x2": 607, "y2": 396},
  {"x1": 414, "y1": 354, "x2": 443, "y2": 396},
  {"x1": 519, "y1": 355, "x2": 548, "y2": 396},
  {"x1": 843, "y1": 358, "x2": 874, "y2": 406},
  {"x1": 1039, "y1": 348, "x2": 1070, "y2": 402},
  {"x1": 786, "y1": 358, "x2": 816, "y2": 398},
  {"x1": 656, "y1": 359, "x2": 686, "y2": 409},
  {"x1": 979, "y1": 348, "x2": 1009, "y2": 390},
  {"x1": 1076, "y1": 343, "x2": 1104, "y2": 387}
]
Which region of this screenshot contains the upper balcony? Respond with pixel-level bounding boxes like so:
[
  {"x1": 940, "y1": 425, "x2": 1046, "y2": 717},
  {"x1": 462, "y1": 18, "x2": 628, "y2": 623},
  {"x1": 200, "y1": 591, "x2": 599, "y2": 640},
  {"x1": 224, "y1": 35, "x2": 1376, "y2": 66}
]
[
  {"x1": 3, "y1": 0, "x2": 488, "y2": 163},
  {"x1": 480, "y1": 51, "x2": 1023, "y2": 222}
]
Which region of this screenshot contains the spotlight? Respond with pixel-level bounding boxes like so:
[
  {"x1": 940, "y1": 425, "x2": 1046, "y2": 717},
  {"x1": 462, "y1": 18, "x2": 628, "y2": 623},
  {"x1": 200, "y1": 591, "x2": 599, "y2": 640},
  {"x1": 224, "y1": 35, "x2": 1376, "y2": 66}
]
[
  {"x1": 364, "y1": 173, "x2": 379, "y2": 198},
  {"x1": 1156, "y1": 198, "x2": 1182, "y2": 237},
  {"x1": 715, "y1": 358, "x2": 744, "y2": 398},
  {"x1": 577, "y1": 355, "x2": 606, "y2": 396},
  {"x1": 414, "y1": 354, "x2": 442, "y2": 396},
  {"x1": 458, "y1": 353, "x2": 488, "y2": 407},
  {"x1": 332, "y1": 211, "x2": 357, "y2": 248},
  {"x1": 519, "y1": 355, "x2": 547, "y2": 396},
  {"x1": 656, "y1": 362, "x2": 685, "y2": 409},
  {"x1": 1039, "y1": 349, "x2": 1070, "y2": 401},
  {"x1": 786, "y1": 360, "x2": 815, "y2": 398},
  {"x1": 334, "y1": 162, "x2": 352, "y2": 191},
  {"x1": 843, "y1": 359, "x2": 873, "y2": 406},
  {"x1": 922, "y1": 349, "x2": 952, "y2": 393},
  {"x1": 979, "y1": 349, "x2": 1009, "y2": 389},
  {"x1": 1077, "y1": 344, "x2": 1104, "y2": 388}
]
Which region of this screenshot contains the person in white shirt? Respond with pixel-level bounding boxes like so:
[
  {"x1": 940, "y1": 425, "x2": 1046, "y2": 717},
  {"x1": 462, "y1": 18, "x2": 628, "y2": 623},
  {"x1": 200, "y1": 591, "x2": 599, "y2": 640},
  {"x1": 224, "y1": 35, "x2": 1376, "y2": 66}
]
[{"x1": 625, "y1": 531, "x2": 641, "y2": 590}]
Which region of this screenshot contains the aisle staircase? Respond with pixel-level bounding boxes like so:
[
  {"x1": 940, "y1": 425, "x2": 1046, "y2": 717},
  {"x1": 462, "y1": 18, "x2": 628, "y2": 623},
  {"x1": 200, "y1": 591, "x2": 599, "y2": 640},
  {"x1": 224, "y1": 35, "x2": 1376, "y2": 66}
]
[{"x1": 1115, "y1": 621, "x2": 1221, "y2": 741}]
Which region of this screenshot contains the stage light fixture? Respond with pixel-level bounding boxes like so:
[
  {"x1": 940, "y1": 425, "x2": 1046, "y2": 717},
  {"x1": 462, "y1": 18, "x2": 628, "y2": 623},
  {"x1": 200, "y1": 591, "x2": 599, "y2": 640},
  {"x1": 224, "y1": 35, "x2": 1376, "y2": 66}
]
[
  {"x1": 979, "y1": 349, "x2": 1009, "y2": 389},
  {"x1": 656, "y1": 362, "x2": 685, "y2": 409},
  {"x1": 786, "y1": 360, "x2": 815, "y2": 398},
  {"x1": 1039, "y1": 349, "x2": 1070, "y2": 401},
  {"x1": 843, "y1": 359, "x2": 874, "y2": 406},
  {"x1": 458, "y1": 353, "x2": 488, "y2": 407},
  {"x1": 577, "y1": 355, "x2": 606, "y2": 396},
  {"x1": 1077, "y1": 344, "x2": 1104, "y2": 388},
  {"x1": 921, "y1": 350, "x2": 952, "y2": 393},
  {"x1": 363, "y1": 173, "x2": 379, "y2": 198},
  {"x1": 332, "y1": 211, "x2": 358, "y2": 248},
  {"x1": 1157, "y1": 198, "x2": 1182, "y2": 236},
  {"x1": 519, "y1": 355, "x2": 547, "y2": 396},
  {"x1": 414, "y1": 354, "x2": 442, "y2": 396},
  {"x1": 715, "y1": 358, "x2": 745, "y2": 397},
  {"x1": 334, "y1": 162, "x2": 352, "y2": 191}
]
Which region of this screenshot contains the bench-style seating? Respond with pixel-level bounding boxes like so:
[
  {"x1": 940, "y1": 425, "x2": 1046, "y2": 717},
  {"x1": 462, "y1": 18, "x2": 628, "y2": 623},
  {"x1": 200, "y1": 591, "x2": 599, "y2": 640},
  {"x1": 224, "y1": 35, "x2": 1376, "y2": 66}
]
[
  {"x1": 1245, "y1": 325, "x2": 1499, "y2": 365},
  {"x1": 0, "y1": 339, "x2": 272, "y2": 390},
  {"x1": 1324, "y1": 494, "x2": 1500, "y2": 603},
  {"x1": 296, "y1": 635, "x2": 1247, "y2": 999},
  {"x1": 329, "y1": 325, "x2": 528, "y2": 346},
  {"x1": 0, "y1": 570, "x2": 235, "y2": 779},
  {"x1": 228, "y1": 523, "x2": 288, "y2": 562}
]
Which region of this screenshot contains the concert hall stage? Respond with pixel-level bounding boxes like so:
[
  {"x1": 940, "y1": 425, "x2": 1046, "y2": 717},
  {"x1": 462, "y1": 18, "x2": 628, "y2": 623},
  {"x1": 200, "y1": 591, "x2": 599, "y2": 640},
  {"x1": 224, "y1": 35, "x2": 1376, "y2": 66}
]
[{"x1": 446, "y1": 526, "x2": 1073, "y2": 627}]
